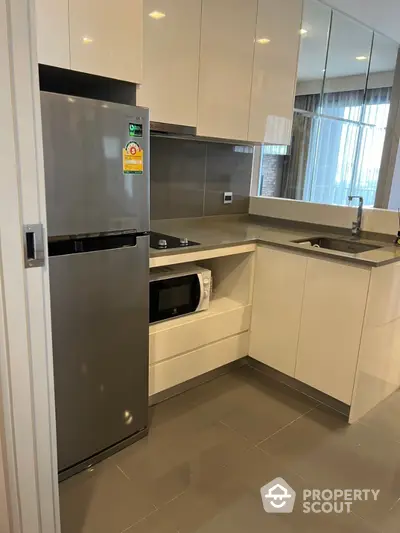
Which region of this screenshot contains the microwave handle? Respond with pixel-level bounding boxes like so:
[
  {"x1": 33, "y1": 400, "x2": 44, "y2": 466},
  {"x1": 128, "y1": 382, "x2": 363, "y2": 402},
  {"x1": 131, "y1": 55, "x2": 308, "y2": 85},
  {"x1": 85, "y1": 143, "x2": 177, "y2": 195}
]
[{"x1": 198, "y1": 273, "x2": 205, "y2": 307}]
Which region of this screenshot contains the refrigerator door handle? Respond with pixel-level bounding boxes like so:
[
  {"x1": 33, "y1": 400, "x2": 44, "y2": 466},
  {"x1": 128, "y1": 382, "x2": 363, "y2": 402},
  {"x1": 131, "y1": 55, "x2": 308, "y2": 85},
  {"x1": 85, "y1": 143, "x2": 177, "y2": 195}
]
[{"x1": 23, "y1": 223, "x2": 45, "y2": 268}]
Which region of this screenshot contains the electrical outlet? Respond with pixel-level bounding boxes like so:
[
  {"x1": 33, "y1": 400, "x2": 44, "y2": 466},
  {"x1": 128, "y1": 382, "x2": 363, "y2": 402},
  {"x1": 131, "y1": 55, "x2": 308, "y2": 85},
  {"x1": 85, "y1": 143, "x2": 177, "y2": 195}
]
[{"x1": 223, "y1": 191, "x2": 233, "y2": 204}]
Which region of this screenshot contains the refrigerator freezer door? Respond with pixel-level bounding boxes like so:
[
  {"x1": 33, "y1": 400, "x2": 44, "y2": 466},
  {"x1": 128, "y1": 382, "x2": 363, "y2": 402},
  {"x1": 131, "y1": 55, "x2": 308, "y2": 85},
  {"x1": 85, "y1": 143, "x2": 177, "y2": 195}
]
[
  {"x1": 41, "y1": 92, "x2": 150, "y2": 237},
  {"x1": 49, "y1": 236, "x2": 149, "y2": 473}
]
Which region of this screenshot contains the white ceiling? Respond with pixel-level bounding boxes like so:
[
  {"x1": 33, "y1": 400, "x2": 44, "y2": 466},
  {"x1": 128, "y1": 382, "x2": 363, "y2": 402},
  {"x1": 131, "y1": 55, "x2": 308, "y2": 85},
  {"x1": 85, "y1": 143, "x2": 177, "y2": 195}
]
[{"x1": 297, "y1": 0, "x2": 399, "y2": 82}]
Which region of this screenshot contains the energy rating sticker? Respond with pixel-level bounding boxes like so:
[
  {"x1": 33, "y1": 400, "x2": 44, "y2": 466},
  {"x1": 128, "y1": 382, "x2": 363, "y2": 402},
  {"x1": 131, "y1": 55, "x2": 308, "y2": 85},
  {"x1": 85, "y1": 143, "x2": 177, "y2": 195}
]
[{"x1": 123, "y1": 141, "x2": 143, "y2": 174}]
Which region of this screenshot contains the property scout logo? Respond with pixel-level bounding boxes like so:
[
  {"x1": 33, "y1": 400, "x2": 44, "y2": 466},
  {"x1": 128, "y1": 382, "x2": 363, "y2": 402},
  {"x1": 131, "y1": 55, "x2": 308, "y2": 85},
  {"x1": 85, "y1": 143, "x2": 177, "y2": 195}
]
[{"x1": 260, "y1": 478, "x2": 380, "y2": 514}]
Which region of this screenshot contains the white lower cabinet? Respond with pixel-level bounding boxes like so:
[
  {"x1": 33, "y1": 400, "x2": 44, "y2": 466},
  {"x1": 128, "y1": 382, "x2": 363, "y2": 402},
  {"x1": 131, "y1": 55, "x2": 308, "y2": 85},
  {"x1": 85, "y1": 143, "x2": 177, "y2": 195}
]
[
  {"x1": 250, "y1": 248, "x2": 372, "y2": 405},
  {"x1": 250, "y1": 247, "x2": 307, "y2": 376},
  {"x1": 295, "y1": 258, "x2": 370, "y2": 404}
]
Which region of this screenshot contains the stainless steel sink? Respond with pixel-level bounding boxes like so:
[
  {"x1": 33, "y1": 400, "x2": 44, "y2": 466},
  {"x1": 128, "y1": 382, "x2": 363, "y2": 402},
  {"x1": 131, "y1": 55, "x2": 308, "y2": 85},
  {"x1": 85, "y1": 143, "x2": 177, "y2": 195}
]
[{"x1": 292, "y1": 236, "x2": 383, "y2": 254}]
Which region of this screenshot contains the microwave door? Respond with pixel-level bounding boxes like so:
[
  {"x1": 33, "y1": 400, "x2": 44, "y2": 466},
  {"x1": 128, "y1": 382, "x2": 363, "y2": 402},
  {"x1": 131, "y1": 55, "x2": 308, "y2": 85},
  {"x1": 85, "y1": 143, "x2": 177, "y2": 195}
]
[{"x1": 150, "y1": 274, "x2": 201, "y2": 323}]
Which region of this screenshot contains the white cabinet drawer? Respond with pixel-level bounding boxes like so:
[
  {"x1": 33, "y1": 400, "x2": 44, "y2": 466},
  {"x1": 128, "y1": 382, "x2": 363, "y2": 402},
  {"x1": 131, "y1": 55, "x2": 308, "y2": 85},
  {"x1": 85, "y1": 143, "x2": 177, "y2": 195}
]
[
  {"x1": 149, "y1": 332, "x2": 248, "y2": 396},
  {"x1": 150, "y1": 300, "x2": 251, "y2": 365}
]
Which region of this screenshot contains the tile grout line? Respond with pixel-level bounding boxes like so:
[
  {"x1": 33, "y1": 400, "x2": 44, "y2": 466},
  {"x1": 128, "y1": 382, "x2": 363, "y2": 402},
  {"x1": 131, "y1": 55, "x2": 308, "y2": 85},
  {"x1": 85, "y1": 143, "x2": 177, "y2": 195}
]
[
  {"x1": 218, "y1": 419, "x2": 252, "y2": 443},
  {"x1": 116, "y1": 464, "x2": 131, "y2": 481},
  {"x1": 349, "y1": 508, "x2": 386, "y2": 531},
  {"x1": 119, "y1": 505, "x2": 159, "y2": 533},
  {"x1": 388, "y1": 495, "x2": 400, "y2": 512},
  {"x1": 161, "y1": 488, "x2": 187, "y2": 507},
  {"x1": 255, "y1": 406, "x2": 317, "y2": 448}
]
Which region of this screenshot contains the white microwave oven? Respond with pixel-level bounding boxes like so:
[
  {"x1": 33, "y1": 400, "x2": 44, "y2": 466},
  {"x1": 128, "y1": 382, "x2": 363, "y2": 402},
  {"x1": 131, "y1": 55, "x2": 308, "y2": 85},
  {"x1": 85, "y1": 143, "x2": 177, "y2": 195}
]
[{"x1": 149, "y1": 264, "x2": 212, "y2": 324}]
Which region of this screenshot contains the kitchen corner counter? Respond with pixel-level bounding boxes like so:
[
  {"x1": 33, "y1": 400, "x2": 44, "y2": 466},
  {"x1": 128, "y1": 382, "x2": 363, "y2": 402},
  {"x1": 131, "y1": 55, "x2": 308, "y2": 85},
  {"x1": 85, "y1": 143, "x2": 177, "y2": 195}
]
[{"x1": 150, "y1": 215, "x2": 400, "y2": 267}]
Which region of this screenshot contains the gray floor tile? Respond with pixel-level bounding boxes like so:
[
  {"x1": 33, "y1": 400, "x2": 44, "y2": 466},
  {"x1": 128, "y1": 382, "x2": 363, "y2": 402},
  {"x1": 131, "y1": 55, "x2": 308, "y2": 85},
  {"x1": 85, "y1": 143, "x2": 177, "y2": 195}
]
[
  {"x1": 59, "y1": 458, "x2": 155, "y2": 533},
  {"x1": 156, "y1": 464, "x2": 246, "y2": 533},
  {"x1": 181, "y1": 367, "x2": 318, "y2": 445},
  {"x1": 149, "y1": 391, "x2": 201, "y2": 430},
  {"x1": 259, "y1": 405, "x2": 400, "y2": 530},
  {"x1": 187, "y1": 492, "x2": 380, "y2": 533},
  {"x1": 359, "y1": 389, "x2": 400, "y2": 443},
  {"x1": 59, "y1": 367, "x2": 399, "y2": 533},
  {"x1": 124, "y1": 509, "x2": 179, "y2": 533},
  {"x1": 179, "y1": 371, "x2": 247, "y2": 408},
  {"x1": 217, "y1": 371, "x2": 318, "y2": 444},
  {"x1": 159, "y1": 458, "x2": 380, "y2": 533},
  {"x1": 380, "y1": 499, "x2": 400, "y2": 533},
  {"x1": 115, "y1": 418, "x2": 250, "y2": 507}
]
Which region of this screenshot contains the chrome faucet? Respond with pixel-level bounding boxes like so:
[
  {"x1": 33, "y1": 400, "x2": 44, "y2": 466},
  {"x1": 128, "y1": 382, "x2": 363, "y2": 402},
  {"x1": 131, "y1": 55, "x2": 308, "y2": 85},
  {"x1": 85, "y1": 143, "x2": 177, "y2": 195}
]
[{"x1": 348, "y1": 195, "x2": 364, "y2": 238}]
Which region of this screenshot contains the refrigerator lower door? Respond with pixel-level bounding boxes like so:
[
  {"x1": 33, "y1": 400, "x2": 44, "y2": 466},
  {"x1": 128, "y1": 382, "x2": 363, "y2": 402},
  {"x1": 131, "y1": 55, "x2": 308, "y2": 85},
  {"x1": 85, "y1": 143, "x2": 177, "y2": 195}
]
[{"x1": 50, "y1": 236, "x2": 149, "y2": 475}]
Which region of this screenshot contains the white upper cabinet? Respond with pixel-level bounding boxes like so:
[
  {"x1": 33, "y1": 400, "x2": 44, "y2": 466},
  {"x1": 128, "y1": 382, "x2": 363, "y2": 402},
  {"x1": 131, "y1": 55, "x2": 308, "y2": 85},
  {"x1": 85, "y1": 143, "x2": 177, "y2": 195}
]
[
  {"x1": 137, "y1": 0, "x2": 201, "y2": 126},
  {"x1": 197, "y1": 0, "x2": 258, "y2": 140},
  {"x1": 35, "y1": 0, "x2": 70, "y2": 68},
  {"x1": 69, "y1": 0, "x2": 143, "y2": 83},
  {"x1": 248, "y1": 0, "x2": 302, "y2": 144}
]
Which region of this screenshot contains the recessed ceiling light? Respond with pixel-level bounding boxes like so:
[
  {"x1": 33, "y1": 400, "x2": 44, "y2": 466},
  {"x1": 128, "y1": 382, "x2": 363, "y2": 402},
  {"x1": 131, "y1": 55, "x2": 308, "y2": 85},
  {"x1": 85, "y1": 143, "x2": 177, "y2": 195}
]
[
  {"x1": 67, "y1": 97, "x2": 75, "y2": 103},
  {"x1": 356, "y1": 55, "x2": 368, "y2": 61},
  {"x1": 149, "y1": 11, "x2": 166, "y2": 19},
  {"x1": 300, "y1": 28, "x2": 308, "y2": 35},
  {"x1": 82, "y1": 36, "x2": 93, "y2": 44},
  {"x1": 101, "y1": 104, "x2": 109, "y2": 109},
  {"x1": 256, "y1": 37, "x2": 271, "y2": 44}
]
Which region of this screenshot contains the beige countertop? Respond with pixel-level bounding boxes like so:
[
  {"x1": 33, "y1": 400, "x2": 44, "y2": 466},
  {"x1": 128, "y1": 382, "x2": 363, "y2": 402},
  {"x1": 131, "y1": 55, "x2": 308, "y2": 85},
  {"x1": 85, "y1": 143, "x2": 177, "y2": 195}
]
[{"x1": 150, "y1": 215, "x2": 400, "y2": 267}]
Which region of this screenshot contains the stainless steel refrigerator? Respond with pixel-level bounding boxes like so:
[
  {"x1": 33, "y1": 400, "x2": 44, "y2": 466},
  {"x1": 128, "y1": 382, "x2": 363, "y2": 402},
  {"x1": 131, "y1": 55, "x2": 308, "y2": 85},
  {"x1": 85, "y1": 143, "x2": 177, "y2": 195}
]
[{"x1": 41, "y1": 92, "x2": 149, "y2": 480}]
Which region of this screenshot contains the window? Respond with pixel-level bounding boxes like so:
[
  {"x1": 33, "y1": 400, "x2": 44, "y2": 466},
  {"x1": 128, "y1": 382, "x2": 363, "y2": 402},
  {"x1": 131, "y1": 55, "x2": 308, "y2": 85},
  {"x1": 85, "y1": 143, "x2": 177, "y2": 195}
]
[{"x1": 258, "y1": 88, "x2": 391, "y2": 207}]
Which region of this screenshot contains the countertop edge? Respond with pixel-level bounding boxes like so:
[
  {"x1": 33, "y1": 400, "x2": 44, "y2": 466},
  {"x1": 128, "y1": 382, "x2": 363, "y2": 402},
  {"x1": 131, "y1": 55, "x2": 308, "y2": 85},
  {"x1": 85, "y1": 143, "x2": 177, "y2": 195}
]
[{"x1": 150, "y1": 237, "x2": 400, "y2": 267}]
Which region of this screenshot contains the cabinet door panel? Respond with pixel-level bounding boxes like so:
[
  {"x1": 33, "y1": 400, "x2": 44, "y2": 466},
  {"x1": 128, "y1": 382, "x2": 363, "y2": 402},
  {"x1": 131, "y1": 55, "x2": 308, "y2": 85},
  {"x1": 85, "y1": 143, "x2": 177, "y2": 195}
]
[
  {"x1": 36, "y1": 0, "x2": 70, "y2": 68},
  {"x1": 69, "y1": 0, "x2": 143, "y2": 83},
  {"x1": 137, "y1": 0, "x2": 201, "y2": 126},
  {"x1": 250, "y1": 247, "x2": 307, "y2": 376},
  {"x1": 197, "y1": 0, "x2": 257, "y2": 140},
  {"x1": 295, "y1": 258, "x2": 369, "y2": 404},
  {"x1": 248, "y1": 0, "x2": 302, "y2": 144}
]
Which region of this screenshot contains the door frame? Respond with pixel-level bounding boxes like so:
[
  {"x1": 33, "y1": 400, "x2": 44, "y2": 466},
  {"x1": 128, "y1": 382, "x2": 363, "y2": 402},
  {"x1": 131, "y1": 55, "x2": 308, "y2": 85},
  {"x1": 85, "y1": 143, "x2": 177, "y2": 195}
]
[{"x1": 0, "y1": 0, "x2": 60, "y2": 531}]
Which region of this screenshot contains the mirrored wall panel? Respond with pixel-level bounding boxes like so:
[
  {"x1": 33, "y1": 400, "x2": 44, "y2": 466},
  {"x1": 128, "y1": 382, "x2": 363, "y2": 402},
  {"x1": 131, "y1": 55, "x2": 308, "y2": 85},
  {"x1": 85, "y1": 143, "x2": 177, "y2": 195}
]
[
  {"x1": 295, "y1": 0, "x2": 331, "y2": 111},
  {"x1": 258, "y1": 0, "x2": 399, "y2": 207},
  {"x1": 322, "y1": 11, "x2": 373, "y2": 122},
  {"x1": 364, "y1": 32, "x2": 398, "y2": 126}
]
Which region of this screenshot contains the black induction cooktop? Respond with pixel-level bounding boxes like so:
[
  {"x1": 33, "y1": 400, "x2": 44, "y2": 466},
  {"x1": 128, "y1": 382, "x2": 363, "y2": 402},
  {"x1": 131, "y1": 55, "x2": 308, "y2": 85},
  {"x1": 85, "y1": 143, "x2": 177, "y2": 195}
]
[{"x1": 150, "y1": 231, "x2": 200, "y2": 250}]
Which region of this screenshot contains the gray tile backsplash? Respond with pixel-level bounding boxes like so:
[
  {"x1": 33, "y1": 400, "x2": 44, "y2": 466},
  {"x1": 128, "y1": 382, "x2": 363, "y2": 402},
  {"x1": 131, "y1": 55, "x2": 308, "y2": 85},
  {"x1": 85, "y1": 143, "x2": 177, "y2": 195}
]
[
  {"x1": 204, "y1": 143, "x2": 253, "y2": 216},
  {"x1": 150, "y1": 137, "x2": 253, "y2": 220},
  {"x1": 150, "y1": 137, "x2": 206, "y2": 220}
]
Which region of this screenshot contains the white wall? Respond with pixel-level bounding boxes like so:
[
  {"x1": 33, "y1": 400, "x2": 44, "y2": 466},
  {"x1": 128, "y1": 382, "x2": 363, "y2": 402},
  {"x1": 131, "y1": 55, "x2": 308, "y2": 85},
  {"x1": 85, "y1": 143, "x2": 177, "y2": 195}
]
[
  {"x1": 250, "y1": 196, "x2": 400, "y2": 236},
  {"x1": 323, "y1": 0, "x2": 400, "y2": 43}
]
